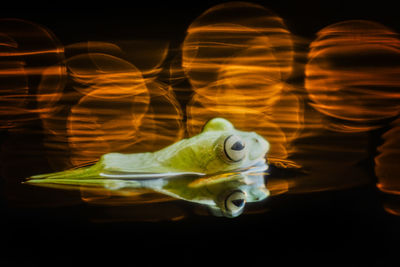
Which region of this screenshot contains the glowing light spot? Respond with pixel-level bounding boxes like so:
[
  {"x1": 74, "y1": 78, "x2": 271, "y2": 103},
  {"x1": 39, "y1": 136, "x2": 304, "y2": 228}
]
[
  {"x1": 0, "y1": 18, "x2": 65, "y2": 130},
  {"x1": 182, "y1": 2, "x2": 301, "y2": 165},
  {"x1": 305, "y1": 20, "x2": 400, "y2": 132}
]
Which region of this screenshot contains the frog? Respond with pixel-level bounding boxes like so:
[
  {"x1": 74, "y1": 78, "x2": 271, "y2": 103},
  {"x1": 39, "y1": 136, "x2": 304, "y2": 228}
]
[{"x1": 26, "y1": 117, "x2": 270, "y2": 217}]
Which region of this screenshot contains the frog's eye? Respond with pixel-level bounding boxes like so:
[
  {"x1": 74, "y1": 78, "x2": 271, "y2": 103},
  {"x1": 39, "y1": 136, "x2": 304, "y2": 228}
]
[
  {"x1": 224, "y1": 135, "x2": 246, "y2": 162},
  {"x1": 224, "y1": 190, "x2": 246, "y2": 215}
]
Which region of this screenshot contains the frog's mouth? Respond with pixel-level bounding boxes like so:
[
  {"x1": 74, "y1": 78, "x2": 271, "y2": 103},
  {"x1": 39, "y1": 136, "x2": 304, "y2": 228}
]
[
  {"x1": 237, "y1": 158, "x2": 268, "y2": 174},
  {"x1": 208, "y1": 158, "x2": 268, "y2": 179}
]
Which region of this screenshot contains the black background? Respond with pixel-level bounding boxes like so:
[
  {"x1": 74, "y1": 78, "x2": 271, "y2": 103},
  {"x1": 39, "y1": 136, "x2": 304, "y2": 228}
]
[{"x1": 1, "y1": 1, "x2": 400, "y2": 266}]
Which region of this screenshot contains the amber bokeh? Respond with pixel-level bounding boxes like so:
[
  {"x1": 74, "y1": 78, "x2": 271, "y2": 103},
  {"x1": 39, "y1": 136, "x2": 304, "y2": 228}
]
[
  {"x1": 1, "y1": 4, "x2": 400, "y2": 220},
  {"x1": 181, "y1": 2, "x2": 303, "y2": 167},
  {"x1": 305, "y1": 20, "x2": 400, "y2": 132},
  {"x1": 304, "y1": 20, "x2": 400, "y2": 202},
  {"x1": 0, "y1": 18, "x2": 65, "y2": 130},
  {"x1": 375, "y1": 117, "x2": 400, "y2": 196}
]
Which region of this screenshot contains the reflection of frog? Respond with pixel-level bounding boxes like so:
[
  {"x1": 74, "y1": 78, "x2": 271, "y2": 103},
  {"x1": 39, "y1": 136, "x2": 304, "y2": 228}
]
[{"x1": 27, "y1": 118, "x2": 270, "y2": 217}]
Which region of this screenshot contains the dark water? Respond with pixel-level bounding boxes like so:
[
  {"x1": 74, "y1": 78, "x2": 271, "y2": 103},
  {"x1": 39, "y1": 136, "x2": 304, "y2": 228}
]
[
  {"x1": 1, "y1": 2, "x2": 400, "y2": 266},
  {"x1": 2, "y1": 183, "x2": 398, "y2": 266}
]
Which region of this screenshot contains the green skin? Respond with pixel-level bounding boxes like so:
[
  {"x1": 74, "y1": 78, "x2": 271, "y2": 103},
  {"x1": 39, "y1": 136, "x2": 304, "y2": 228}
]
[{"x1": 27, "y1": 118, "x2": 270, "y2": 217}]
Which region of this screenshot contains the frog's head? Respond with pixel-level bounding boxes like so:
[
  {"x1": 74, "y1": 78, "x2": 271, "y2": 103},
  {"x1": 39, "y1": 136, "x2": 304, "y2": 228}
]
[
  {"x1": 161, "y1": 118, "x2": 271, "y2": 217},
  {"x1": 201, "y1": 118, "x2": 270, "y2": 173}
]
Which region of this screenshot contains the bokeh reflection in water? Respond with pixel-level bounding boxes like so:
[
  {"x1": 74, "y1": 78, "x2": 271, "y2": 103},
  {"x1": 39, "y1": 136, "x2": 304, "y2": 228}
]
[
  {"x1": 0, "y1": 3, "x2": 400, "y2": 222},
  {"x1": 0, "y1": 19, "x2": 186, "y2": 221},
  {"x1": 301, "y1": 20, "x2": 400, "y2": 209},
  {"x1": 376, "y1": 116, "x2": 400, "y2": 215}
]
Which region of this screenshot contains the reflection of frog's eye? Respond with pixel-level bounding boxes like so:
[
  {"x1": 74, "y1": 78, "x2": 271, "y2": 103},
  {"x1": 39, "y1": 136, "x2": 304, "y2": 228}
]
[
  {"x1": 224, "y1": 135, "x2": 246, "y2": 162},
  {"x1": 224, "y1": 190, "x2": 246, "y2": 215}
]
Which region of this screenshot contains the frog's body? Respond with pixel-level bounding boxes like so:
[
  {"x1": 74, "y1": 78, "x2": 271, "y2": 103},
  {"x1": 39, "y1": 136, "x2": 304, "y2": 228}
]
[{"x1": 26, "y1": 118, "x2": 270, "y2": 217}]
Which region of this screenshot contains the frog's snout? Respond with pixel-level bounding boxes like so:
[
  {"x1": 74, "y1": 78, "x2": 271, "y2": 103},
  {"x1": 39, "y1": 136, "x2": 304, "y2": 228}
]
[
  {"x1": 249, "y1": 135, "x2": 270, "y2": 160},
  {"x1": 250, "y1": 186, "x2": 270, "y2": 201}
]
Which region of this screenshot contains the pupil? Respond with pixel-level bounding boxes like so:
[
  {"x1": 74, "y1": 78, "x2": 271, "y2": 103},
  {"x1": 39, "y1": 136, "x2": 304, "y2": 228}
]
[
  {"x1": 232, "y1": 198, "x2": 244, "y2": 207},
  {"x1": 231, "y1": 141, "x2": 245, "y2": 151}
]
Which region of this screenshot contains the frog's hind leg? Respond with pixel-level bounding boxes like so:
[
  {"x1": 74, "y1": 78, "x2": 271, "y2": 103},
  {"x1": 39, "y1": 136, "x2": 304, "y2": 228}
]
[
  {"x1": 25, "y1": 163, "x2": 143, "y2": 190},
  {"x1": 25, "y1": 164, "x2": 103, "y2": 186}
]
